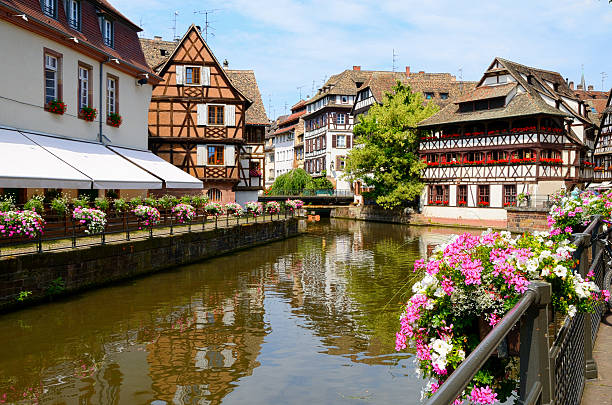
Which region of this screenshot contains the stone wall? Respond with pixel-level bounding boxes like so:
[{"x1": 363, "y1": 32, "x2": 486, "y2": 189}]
[
  {"x1": 0, "y1": 219, "x2": 299, "y2": 311},
  {"x1": 506, "y1": 208, "x2": 549, "y2": 233},
  {"x1": 330, "y1": 206, "x2": 412, "y2": 224}
]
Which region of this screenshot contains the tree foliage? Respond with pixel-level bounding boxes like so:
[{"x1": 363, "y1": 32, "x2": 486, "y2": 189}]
[
  {"x1": 343, "y1": 82, "x2": 438, "y2": 209},
  {"x1": 270, "y1": 168, "x2": 313, "y2": 194}
]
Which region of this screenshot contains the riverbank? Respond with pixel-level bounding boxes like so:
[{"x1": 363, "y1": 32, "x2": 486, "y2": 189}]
[
  {"x1": 329, "y1": 205, "x2": 548, "y2": 232},
  {"x1": 0, "y1": 218, "x2": 301, "y2": 312}
]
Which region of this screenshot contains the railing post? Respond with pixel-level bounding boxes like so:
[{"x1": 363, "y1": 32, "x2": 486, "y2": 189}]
[
  {"x1": 170, "y1": 215, "x2": 173, "y2": 235},
  {"x1": 101, "y1": 227, "x2": 105, "y2": 245},
  {"x1": 37, "y1": 232, "x2": 43, "y2": 254},
  {"x1": 72, "y1": 219, "x2": 76, "y2": 248},
  {"x1": 215, "y1": 215, "x2": 218, "y2": 229},
  {"x1": 519, "y1": 281, "x2": 552, "y2": 405}
]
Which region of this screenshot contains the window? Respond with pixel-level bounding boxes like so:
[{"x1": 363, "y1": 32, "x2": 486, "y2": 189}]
[
  {"x1": 106, "y1": 75, "x2": 118, "y2": 116},
  {"x1": 341, "y1": 96, "x2": 348, "y2": 104},
  {"x1": 336, "y1": 156, "x2": 345, "y2": 171},
  {"x1": 336, "y1": 113, "x2": 346, "y2": 125},
  {"x1": 440, "y1": 93, "x2": 449, "y2": 100},
  {"x1": 336, "y1": 134, "x2": 347, "y2": 148},
  {"x1": 67, "y1": 0, "x2": 80, "y2": 30},
  {"x1": 44, "y1": 52, "x2": 59, "y2": 104},
  {"x1": 428, "y1": 185, "x2": 449, "y2": 204},
  {"x1": 207, "y1": 145, "x2": 224, "y2": 165},
  {"x1": 185, "y1": 66, "x2": 201, "y2": 85},
  {"x1": 457, "y1": 185, "x2": 468, "y2": 206},
  {"x1": 207, "y1": 188, "x2": 222, "y2": 202},
  {"x1": 425, "y1": 92, "x2": 434, "y2": 99},
  {"x1": 77, "y1": 64, "x2": 91, "y2": 110},
  {"x1": 504, "y1": 185, "x2": 517, "y2": 206},
  {"x1": 478, "y1": 185, "x2": 490, "y2": 206},
  {"x1": 208, "y1": 105, "x2": 224, "y2": 125},
  {"x1": 42, "y1": 0, "x2": 57, "y2": 18},
  {"x1": 102, "y1": 18, "x2": 114, "y2": 47}
]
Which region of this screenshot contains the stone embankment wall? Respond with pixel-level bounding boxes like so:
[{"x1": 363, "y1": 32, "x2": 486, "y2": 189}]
[
  {"x1": 0, "y1": 219, "x2": 299, "y2": 311},
  {"x1": 505, "y1": 208, "x2": 549, "y2": 233}
]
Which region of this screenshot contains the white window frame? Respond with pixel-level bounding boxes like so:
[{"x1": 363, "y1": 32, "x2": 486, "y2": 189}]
[
  {"x1": 78, "y1": 66, "x2": 89, "y2": 110},
  {"x1": 43, "y1": 0, "x2": 56, "y2": 17},
  {"x1": 102, "y1": 18, "x2": 113, "y2": 48},
  {"x1": 336, "y1": 113, "x2": 345, "y2": 125},
  {"x1": 44, "y1": 54, "x2": 58, "y2": 104},
  {"x1": 336, "y1": 134, "x2": 347, "y2": 148},
  {"x1": 107, "y1": 77, "x2": 117, "y2": 115},
  {"x1": 68, "y1": 0, "x2": 80, "y2": 30}
]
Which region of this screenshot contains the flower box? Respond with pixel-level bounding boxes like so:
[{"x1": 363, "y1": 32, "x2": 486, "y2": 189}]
[
  {"x1": 477, "y1": 201, "x2": 490, "y2": 207},
  {"x1": 107, "y1": 113, "x2": 122, "y2": 127},
  {"x1": 457, "y1": 200, "x2": 467, "y2": 207},
  {"x1": 79, "y1": 107, "x2": 97, "y2": 122},
  {"x1": 45, "y1": 100, "x2": 67, "y2": 115}
]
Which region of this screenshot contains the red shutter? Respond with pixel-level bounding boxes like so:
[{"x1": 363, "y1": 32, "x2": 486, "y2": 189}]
[
  {"x1": 347, "y1": 135, "x2": 352, "y2": 148},
  {"x1": 332, "y1": 135, "x2": 337, "y2": 148}
]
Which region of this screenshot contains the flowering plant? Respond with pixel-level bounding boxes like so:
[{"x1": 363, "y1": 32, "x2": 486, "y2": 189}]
[
  {"x1": 249, "y1": 168, "x2": 262, "y2": 177},
  {"x1": 477, "y1": 200, "x2": 490, "y2": 207},
  {"x1": 225, "y1": 202, "x2": 242, "y2": 216},
  {"x1": 80, "y1": 107, "x2": 97, "y2": 122},
  {"x1": 265, "y1": 201, "x2": 281, "y2": 214},
  {"x1": 244, "y1": 201, "x2": 263, "y2": 216},
  {"x1": 46, "y1": 99, "x2": 67, "y2": 115},
  {"x1": 133, "y1": 205, "x2": 161, "y2": 227},
  {"x1": 204, "y1": 202, "x2": 224, "y2": 216},
  {"x1": 172, "y1": 203, "x2": 195, "y2": 224},
  {"x1": 72, "y1": 207, "x2": 106, "y2": 234},
  {"x1": 285, "y1": 199, "x2": 304, "y2": 211},
  {"x1": 457, "y1": 200, "x2": 467, "y2": 207},
  {"x1": 0, "y1": 210, "x2": 45, "y2": 238},
  {"x1": 396, "y1": 230, "x2": 607, "y2": 403},
  {"x1": 547, "y1": 189, "x2": 612, "y2": 238},
  {"x1": 107, "y1": 113, "x2": 122, "y2": 127}
]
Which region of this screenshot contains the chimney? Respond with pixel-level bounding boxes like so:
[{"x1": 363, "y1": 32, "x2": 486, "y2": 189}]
[
  {"x1": 353, "y1": 65, "x2": 361, "y2": 71},
  {"x1": 588, "y1": 85, "x2": 594, "y2": 91},
  {"x1": 196, "y1": 25, "x2": 202, "y2": 33},
  {"x1": 405, "y1": 66, "x2": 411, "y2": 76},
  {"x1": 154, "y1": 36, "x2": 162, "y2": 41},
  {"x1": 577, "y1": 84, "x2": 584, "y2": 90},
  {"x1": 223, "y1": 59, "x2": 229, "y2": 68},
  {"x1": 569, "y1": 81, "x2": 574, "y2": 90}
]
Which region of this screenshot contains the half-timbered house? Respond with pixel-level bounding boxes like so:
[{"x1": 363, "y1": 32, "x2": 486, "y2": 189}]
[
  {"x1": 593, "y1": 90, "x2": 612, "y2": 186},
  {"x1": 417, "y1": 57, "x2": 597, "y2": 227},
  {"x1": 141, "y1": 26, "x2": 268, "y2": 204}
]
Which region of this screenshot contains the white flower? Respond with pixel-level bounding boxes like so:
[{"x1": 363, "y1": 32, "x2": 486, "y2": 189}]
[
  {"x1": 500, "y1": 231, "x2": 511, "y2": 240},
  {"x1": 526, "y1": 260, "x2": 539, "y2": 276},
  {"x1": 541, "y1": 267, "x2": 551, "y2": 277},
  {"x1": 434, "y1": 287, "x2": 445, "y2": 298},
  {"x1": 553, "y1": 265, "x2": 567, "y2": 278},
  {"x1": 568, "y1": 305, "x2": 577, "y2": 318},
  {"x1": 431, "y1": 354, "x2": 447, "y2": 371},
  {"x1": 431, "y1": 338, "x2": 453, "y2": 357},
  {"x1": 457, "y1": 349, "x2": 465, "y2": 360},
  {"x1": 412, "y1": 282, "x2": 423, "y2": 294},
  {"x1": 422, "y1": 273, "x2": 438, "y2": 289},
  {"x1": 539, "y1": 250, "x2": 552, "y2": 260},
  {"x1": 545, "y1": 240, "x2": 554, "y2": 247}
]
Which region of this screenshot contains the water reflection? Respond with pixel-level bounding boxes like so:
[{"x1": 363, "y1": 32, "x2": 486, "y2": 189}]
[{"x1": 0, "y1": 219, "x2": 478, "y2": 404}]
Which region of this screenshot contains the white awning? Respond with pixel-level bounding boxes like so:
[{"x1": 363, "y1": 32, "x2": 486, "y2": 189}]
[
  {"x1": 24, "y1": 133, "x2": 162, "y2": 189},
  {"x1": 0, "y1": 128, "x2": 92, "y2": 189},
  {"x1": 109, "y1": 146, "x2": 203, "y2": 189}
]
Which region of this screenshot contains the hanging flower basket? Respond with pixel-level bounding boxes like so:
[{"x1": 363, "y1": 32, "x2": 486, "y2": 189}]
[
  {"x1": 224, "y1": 202, "x2": 242, "y2": 216},
  {"x1": 79, "y1": 107, "x2": 97, "y2": 122},
  {"x1": 46, "y1": 100, "x2": 67, "y2": 115},
  {"x1": 172, "y1": 203, "x2": 196, "y2": 223},
  {"x1": 133, "y1": 205, "x2": 161, "y2": 227},
  {"x1": 107, "y1": 113, "x2": 122, "y2": 127}
]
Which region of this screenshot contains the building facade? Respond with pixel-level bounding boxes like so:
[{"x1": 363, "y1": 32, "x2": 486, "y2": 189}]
[
  {"x1": 0, "y1": 0, "x2": 200, "y2": 203},
  {"x1": 269, "y1": 100, "x2": 307, "y2": 179},
  {"x1": 593, "y1": 91, "x2": 612, "y2": 185},
  {"x1": 141, "y1": 26, "x2": 268, "y2": 204},
  {"x1": 417, "y1": 57, "x2": 597, "y2": 227}
]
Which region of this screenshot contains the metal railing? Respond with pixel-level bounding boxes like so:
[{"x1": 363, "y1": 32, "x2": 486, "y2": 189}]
[
  {"x1": 0, "y1": 207, "x2": 303, "y2": 258},
  {"x1": 427, "y1": 217, "x2": 606, "y2": 405}
]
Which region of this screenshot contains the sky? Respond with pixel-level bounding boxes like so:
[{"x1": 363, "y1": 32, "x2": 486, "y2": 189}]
[{"x1": 113, "y1": 0, "x2": 612, "y2": 121}]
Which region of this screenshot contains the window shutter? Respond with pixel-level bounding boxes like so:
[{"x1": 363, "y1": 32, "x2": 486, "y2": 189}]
[
  {"x1": 336, "y1": 157, "x2": 340, "y2": 170},
  {"x1": 197, "y1": 144, "x2": 207, "y2": 166},
  {"x1": 197, "y1": 104, "x2": 207, "y2": 126},
  {"x1": 175, "y1": 65, "x2": 185, "y2": 85},
  {"x1": 332, "y1": 135, "x2": 337, "y2": 148},
  {"x1": 201, "y1": 66, "x2": 211, "y2": 86},
  {"x1": 225, "y1": 104, "x2": 236, "y2": 126},
  {"x1": 347, "y1": 135, "x2": 352, "y2": 148},
  {"x1": 224, "y1": 145, "x2": 235, "y2": 166}
]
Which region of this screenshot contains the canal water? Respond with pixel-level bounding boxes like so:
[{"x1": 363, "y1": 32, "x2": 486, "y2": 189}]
[{"x1": 0, "y1": 219, "x2": 475, "y2": 405}]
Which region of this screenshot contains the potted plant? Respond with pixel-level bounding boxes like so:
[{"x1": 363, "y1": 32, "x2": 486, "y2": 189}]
[
  {"x1": 107, "y1": 113, "x2": 122, "y2": 127},
  {"x1": 46, "y1": 99, "x2": 67, "y2": 115},
  {"x1": 172, "y1": 203, "x2": 196, "y2": 223},
  {"x1": 79, "y1": 106, "x2": 97, "y2": 122},
  {"x1": 457, "y1": 199, "x2": 467, "y2": 207},
  {"x1": 477, "y1": 200, "x2": 490, "y2": 207}
]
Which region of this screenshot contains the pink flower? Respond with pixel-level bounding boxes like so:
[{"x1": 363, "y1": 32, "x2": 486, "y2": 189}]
[
  {"x1": 564, "y1": 226, "x2": 573, "y2": 233},
  {"x1": 395, "y1": 332, "x2": 407, "y2": 351},
  {"x1": 470, "y1": 386, "x2": 498, "y2": 404},
  {"x1": 603, "y1": 290, "x2": 610, "y2": 302}
]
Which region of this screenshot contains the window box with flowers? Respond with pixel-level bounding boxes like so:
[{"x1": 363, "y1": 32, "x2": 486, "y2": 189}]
[
  {"x1": 45, "y1": 100, "x2": 67, "y2": 115},
  {"x1": 249, "y1": 168, "x2": 262, "y2": 177},
  {"x1": 540, "y1": 158, "x2": 563, "y2": 165},
  {"x1": 107, "y1": 113, "x2": 122, "y2": 127},
  {"x1": 457, "y1": 200, "x2": 467, "y2": 207},
  {"x1": 594, "y1": 166, "x2": 604, "y2": 172},
  {"x1": 477, "y1": 200, "x2": 490, "y2": 207},
  {"x1": 503, "y1": 201, "x2": 517, "y2": 207},
  {"x1": 79, "y1": 107, "x2": 97, "y2": 122}
]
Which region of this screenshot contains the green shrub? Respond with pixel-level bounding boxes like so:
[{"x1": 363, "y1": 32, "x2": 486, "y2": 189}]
[
  {"x1": 157, "y1": 195, "x2": 179, "y2": 209},
  {"x1": 50, "y1": 196, "x2": 69, "y2": 215},
  {"x1": 113, "y1": 198, "x2": 128, "y2": 212},
  {"x1": 94, "y1": 197, "x2": 110, "y2": 211},
  {"x1": 24, "y1": 195, "x2": 45, "y2": 214},
  {"x1": 143, "y1": 197, "x2": 157, "y2": 207},
  {"x1": 179, "y1": 195, "x2": 193, "y2": 205},
  {"x1": 0, "y1": 195, "x2": 16, "y2": 212},
  {"x1": 270, "y1": 168, "x2": 313, "y2": 195},
  {"x1": 128, "y1": 197, "x2": 143, "y2": 208},
  {"x1": 191, "y1": 195, "x2": 209, "y2": 208},
  {"x1": 72, "y1": 197, "x2": 90, "y2": 208}
]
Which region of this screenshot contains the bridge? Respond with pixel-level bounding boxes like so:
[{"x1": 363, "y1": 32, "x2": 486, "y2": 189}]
[
  {"x1": 259, "y1": 190, "x2": 354, "y2": 206},
  {"x1": 426, "y1": 217, "x2": 612, "y2": 405}
]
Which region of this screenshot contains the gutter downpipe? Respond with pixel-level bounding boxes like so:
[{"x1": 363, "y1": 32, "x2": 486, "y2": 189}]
[{"x1": 99, "y1": 58, "x2": 110, "y2": 143}]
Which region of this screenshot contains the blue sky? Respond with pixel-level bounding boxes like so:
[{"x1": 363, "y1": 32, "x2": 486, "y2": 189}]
[{"x1": 113, "y1": 0, "x2": 612, "y2": 121}]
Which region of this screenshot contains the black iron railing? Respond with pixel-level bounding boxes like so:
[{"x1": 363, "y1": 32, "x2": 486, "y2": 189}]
[{"x1": 427, "y1": 217, "x2": 607, "y2": 405}]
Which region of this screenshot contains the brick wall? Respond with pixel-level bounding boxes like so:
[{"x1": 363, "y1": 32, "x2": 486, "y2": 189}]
[
  {"x1": 506, "y1": 209, "x2": 549, "y2": 233},
  {"x1": 0, "y1": 219, "x2": 299, "y2": 311}
]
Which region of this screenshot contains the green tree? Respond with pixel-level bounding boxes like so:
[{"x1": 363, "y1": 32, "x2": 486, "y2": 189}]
[
  {"x1": 270, "y1": 168, "x2": 312, "y2": 195},
  {"x1": 343, "y1": 82, "x2": 438, "y2": 209}
]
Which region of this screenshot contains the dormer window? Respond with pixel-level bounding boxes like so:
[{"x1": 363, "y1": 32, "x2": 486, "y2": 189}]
[
  {"x1": 160, "y1": 49, "x2": 167, "y2": 56},
  {"x1": 42, "y1": 0, "x2": 57, "y2": 18},
  {"x1": 66, "y1": 0, "x2": 81, "y2": 30},
  {"x1": 425, "y1": 92, "x2": 434, "y2": 99},
  {"x1": 102, "y1": 17, "x2": 114, "y2": 48}
]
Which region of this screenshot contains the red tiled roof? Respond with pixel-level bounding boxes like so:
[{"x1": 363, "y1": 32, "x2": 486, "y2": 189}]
[
  {"x1": 0, "y1": 0, "x2": 154, "y2": 76},
  {"x1": 274, "y1": 124, "x2": 297, "y2": 135},
  {"x1": 279, "y1": 109, "x2": 306, "y2": 125}
]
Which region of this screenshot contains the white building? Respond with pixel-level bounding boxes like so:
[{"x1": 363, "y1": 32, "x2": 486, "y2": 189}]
[
  {"x1": 0, "y1": 0, "x2": 202, "y2": 202},
  {"x1": 274, "y1": 131, "x2": 295, "y2": 177}
]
